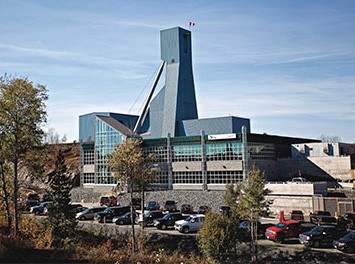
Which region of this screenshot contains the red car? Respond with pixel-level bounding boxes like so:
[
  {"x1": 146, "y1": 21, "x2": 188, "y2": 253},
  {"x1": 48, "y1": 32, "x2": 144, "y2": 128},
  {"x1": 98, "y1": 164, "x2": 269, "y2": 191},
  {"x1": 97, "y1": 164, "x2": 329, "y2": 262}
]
[
  {"x1": 99, "y1": 195, "x2": 118, "y2": 206},
  {"x1": 290, "y1": 210, "x2": 304, "y2": 221}
]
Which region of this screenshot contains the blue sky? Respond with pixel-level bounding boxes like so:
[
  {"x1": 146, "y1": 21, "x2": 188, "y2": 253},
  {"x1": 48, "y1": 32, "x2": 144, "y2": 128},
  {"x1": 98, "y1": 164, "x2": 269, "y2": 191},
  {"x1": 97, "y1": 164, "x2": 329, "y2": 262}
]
[{"x1": 1, "y1": 0, "x2": 354, "y2": 143}]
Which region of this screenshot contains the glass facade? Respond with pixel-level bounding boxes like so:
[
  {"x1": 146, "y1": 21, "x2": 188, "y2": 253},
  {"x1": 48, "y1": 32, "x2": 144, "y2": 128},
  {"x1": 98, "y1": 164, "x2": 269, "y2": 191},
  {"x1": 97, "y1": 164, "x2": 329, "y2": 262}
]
[
  {"x1": 95, "y1": 117, "x2": 124, "y2": 185},
  {"x1": 172, "y1": 144, "x2": 202, "y2": 162},
  {"x1": 206, "y1": 142, "x2": 243, "y2": 161}
]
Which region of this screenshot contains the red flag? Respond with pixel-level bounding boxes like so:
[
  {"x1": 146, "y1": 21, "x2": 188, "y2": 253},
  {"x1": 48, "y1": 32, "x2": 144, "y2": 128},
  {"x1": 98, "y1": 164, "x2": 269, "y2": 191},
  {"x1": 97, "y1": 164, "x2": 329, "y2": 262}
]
[{"x1": 189, "y1": 22, "x2": 195, "y2": 27}]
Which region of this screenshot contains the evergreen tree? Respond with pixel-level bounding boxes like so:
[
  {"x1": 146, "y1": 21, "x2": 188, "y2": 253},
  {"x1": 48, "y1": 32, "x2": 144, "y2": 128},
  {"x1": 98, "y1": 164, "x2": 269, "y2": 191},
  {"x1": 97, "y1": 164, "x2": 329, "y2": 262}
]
[
  {"x1": 47, "y1": 148, "x2": 76, "y2": 242},
  {"x1": 236, "y1": 167, "x2": 271, "y2": 262},
  {"x1": 198, "y1": 167, "x2": 270, "y2": 263}
]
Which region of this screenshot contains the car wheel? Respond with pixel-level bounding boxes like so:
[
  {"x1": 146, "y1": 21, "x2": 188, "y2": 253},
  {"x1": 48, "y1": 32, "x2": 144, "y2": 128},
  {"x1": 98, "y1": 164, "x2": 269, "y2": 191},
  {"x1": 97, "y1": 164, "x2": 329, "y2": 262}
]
[
  {"x1": 161, "y1": 224, "x2": 167, "y2": 230},
  {"x1": 314, "y1": 241, "x2": 320, "y2": 248},
  {"x1": 182, "y1": 226, "x2": 189, "y2": 233},
  {"x1": 35, "y1": 211, "x2": 40, "y2": 215},
  {"x1": 276, "y1": 234, "x2": 284, "y2": 244},
  {"x1": 78, "y1": 216, "x2": 85, "y2": 221},
  {"x1": 119, "y1": 220, "x2": 124, "y2": 225}
]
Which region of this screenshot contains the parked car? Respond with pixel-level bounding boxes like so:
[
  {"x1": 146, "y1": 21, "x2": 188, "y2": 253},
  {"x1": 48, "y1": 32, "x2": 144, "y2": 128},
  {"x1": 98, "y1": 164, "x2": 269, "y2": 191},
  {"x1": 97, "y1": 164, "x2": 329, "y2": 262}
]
[
  {"x1": 76, "y1": 207, "x2": 106, "y2": 220},
  {"x1": 95, "y1": 206, "x2": 131, "y2": 223},
  {"x1": 309, "y1": 211, "x2": 336, "y2": 225},
  {"x1": 198, "y1": 205, "x2": 211, "y2": 215},
  {"x1": 136, "y1": 210, "x2": 164, "y2": 226},
  {"x1": 299, "y1": 225, "x2": 348, "y2": 247},
  {"x1": 174, "y1": 214, "x2": 205, "y2": 233},
  {"x1": 113, "y1": 212, "x2": 138, "y2": 225},
  {"x1": 239, "y1": 221, "x2": 274, "y2": 238},
  {"x1": 333, "y1": 231, "x2": 355, "y2": 253},
  {"x1": 338, "y1": 213, "x2": 355, "y2": 229},
  {"x1": 24, "y1": 199, "x2": 40, "y2": 211},
  {"x1": 180, "y1": 204, "x2": 194, "y2": 214},
  {"x1": 145, "y1": 201, "x2": 160, "y2": 211},
  {"x1": 130, "y1": 198, "x2": 142, "y2": 210},
  {"x1": 99, "y1": 195, "x2": 118, "y2": 206},
  {"x1": 163, "y1": 200, "x2": 177, "y2": 212},
  {"x1": 43, "y1": 203, "x2": 85, "y2": 216},
  {"x1": 290, "y1": 210, "x2": 304, "y2": 221},
  {"x1": 153, "y1": 212, "x2": 186, "y2": 230},
  {"x1": 291, "y1": 177, "x2": 308, "y2": 183},
  {"x1": 30, "y1": 201, "x2": 54, "y2": 215},
  {"x1": 265, "y1": 220, "x2": 316, "y2": 243},
  {"x1": 26, "y1": 192, "x2": 40, "y2": 201}
]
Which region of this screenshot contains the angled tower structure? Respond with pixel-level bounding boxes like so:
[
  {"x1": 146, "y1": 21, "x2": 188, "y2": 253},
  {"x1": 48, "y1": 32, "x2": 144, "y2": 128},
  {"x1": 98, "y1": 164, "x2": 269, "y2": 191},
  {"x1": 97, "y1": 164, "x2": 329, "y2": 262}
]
[{"x1": 145, "y1": 27, "x2": 198, "y2": 138}]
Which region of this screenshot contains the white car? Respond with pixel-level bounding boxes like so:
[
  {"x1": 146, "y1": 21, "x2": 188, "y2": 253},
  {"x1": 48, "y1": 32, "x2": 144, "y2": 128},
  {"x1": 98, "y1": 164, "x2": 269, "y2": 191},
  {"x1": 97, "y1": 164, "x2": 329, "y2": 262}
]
[{"x1": 174, "y1": 214, "x2": 205, "y2": 233}]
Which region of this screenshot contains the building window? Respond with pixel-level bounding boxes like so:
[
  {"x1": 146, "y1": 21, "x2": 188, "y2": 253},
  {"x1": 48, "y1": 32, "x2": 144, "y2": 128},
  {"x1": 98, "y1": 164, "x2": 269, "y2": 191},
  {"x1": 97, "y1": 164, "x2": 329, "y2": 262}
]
[
  {"x1": 94, "y1": 118, "x2": 124, "y2": 185},
  {"x1": 173, "y1": 171, "x2": 203, "y2": 184},
  {"x1": 144, "y1": 146, "x2": 168, "y2": 163},
  {"x1": 83, "y1": 173, "x2": 95, "y2": 184},
  {"x1": 172, "y1": 144, "x2": 202, "y2": 162},
  {"x1": 83, "y1": 150, "x2": 94, "y2": 165},
  {"x1": 248, "y1": 143, "x2": 275, "y2": 160},
  {"x1": 206, "y1": 142, "x2": 242, "y2": 161},
  {"x1": 207, "y1": 171, "x2": 243, "y2": 184}
]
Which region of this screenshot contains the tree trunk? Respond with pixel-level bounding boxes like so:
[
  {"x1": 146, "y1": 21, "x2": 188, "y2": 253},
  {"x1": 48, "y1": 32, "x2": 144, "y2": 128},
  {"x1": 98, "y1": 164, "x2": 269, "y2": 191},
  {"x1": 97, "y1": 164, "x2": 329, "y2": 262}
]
[
  {"x1": 13, "y1": 156, "x2": 19, "y2": 236},
  {"x1": 130, "y1": 182, "x2": 136, "y2": 253},
  {"x1": 141, "y1": 186, "x2": 145, "y2": 230},
  {"x1": 250, "y1": 220, "x2": 258, "y2": 262},
  {"x1": 0, "y1": 163, "x2": 12, "y2": 230}
]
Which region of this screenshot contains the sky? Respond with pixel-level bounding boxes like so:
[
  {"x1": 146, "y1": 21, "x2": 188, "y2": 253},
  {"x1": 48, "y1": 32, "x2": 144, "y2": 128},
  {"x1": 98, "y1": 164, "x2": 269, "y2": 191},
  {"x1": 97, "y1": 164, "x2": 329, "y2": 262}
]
[{"x1": 1, "y1": 0, "x2": 354, "y2": 143}]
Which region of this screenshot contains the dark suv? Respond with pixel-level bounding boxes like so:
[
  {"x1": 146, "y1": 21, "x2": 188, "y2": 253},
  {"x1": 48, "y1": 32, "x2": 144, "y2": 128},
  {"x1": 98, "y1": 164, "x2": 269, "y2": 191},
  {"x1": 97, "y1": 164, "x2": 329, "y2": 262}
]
[
  {"x1": 153, "y1": 212, "x2": 186, "y2": 230},
  {"x1": 338, "y1": 213, "x2": 355, "y2": 229},
  {"x1": 299, "y1": 225, "x2": 347, "y2": 247},
  {"x1": 95, "y1": 206, "x2": 131, "y2": 223},
  {"x1": 163, "y1": 200, "x2": 177, "y2": 212},
  {"x1": 309, "y1": 211, "x2": 336, "y2": 225},
  {"x1": 137, "y1": 210, "x2": 164, "y2": 226},
  {"x1": 99, "y1": 196, "x2": 118, "y2": 206}
]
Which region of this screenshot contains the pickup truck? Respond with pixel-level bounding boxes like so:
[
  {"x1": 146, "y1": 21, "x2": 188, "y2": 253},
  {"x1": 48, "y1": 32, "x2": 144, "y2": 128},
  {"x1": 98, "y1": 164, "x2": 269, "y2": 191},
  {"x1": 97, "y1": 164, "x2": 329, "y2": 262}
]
[
  {"x1": 265, "y1": 220, "x2": 316, "y2": 243},
  {"x1": 309, "y1": 211, "x2": 337, "y2": 225}
]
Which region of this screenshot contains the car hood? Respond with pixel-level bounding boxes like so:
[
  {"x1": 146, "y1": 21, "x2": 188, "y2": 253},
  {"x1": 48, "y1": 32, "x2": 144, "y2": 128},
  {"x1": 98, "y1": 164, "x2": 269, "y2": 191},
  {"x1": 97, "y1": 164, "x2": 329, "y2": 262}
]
[
  {"x1": 266, "y1": 226, "x2": 282, "y2": 232},
  {"x1": 175, "y1": 219, "x2": 187, "y2": 225},
  {"x1": 337, "y1": 237, "x2": 354, "y2": 243},
  {"x1": 300, "y1": 231, "x2": 312, "y2": 236},
  {"x1": 31, "y1": 205, "x2": 43, "y2": 209}
]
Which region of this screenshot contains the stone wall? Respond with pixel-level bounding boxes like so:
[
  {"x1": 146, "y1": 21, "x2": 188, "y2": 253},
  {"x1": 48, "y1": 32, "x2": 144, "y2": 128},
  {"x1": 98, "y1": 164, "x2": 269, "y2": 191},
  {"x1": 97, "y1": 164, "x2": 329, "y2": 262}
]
[{"x1": 71, "y1": 187, "x2": 226, "y2": 213}]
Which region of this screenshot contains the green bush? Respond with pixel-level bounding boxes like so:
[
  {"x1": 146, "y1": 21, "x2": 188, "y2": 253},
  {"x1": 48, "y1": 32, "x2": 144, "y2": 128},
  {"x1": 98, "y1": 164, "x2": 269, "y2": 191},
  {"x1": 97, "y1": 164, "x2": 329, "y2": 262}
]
[{"x1": 198, "y1": 212, "x2": 249, "y2": 264}]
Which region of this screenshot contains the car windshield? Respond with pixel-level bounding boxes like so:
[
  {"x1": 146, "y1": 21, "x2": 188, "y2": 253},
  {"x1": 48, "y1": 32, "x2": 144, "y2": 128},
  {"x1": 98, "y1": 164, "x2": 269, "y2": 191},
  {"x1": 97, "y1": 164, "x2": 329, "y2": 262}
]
[
  {"x1": 103, "y1": 208, "x2": 112, "y2": 213},
  {"x1": 311, "y1": 226, "x2": 323, "y2": 234},
  {"x1": 275, "y1": 223, "x2": 286, "y2": 228},
  {"x1": 185, "y1": 216, "x2": 193, "y2": 222},
  {"x1": 163, "y1": 214, "x2": 173, "y2": 219}
]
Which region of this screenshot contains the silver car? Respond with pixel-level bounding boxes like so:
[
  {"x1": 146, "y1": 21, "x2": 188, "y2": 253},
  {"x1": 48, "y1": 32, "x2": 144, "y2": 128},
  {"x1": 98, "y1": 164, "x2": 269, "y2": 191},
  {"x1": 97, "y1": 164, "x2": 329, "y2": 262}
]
[{"x1": 76, "y1": 207, "x2": 106, "y2": 220}]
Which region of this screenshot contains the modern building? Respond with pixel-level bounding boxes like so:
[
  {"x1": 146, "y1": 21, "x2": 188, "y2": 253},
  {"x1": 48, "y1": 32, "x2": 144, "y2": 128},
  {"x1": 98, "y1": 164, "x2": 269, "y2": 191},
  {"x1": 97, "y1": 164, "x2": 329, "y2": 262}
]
[{"x1": 79, "y1": 26, "x2": 354, "y2": 193}]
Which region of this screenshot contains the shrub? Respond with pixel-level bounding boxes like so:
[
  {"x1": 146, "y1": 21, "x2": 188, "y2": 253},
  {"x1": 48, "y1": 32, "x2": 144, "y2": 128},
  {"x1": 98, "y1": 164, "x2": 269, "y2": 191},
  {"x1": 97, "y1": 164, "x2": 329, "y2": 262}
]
[{"x1": 198, "y1": 212, "x2": 249, "y2": 264}]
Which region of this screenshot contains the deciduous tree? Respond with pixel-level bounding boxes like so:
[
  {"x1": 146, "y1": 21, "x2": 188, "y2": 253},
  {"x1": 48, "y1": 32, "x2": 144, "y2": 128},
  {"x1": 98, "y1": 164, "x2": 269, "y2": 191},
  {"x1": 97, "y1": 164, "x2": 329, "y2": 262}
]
[
  {"x1": 108, "y1": 138, "x2": 158, "y2": 252},
  {"x1": 0, "y1": 76, "x2": 48, "y2": 235}
]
